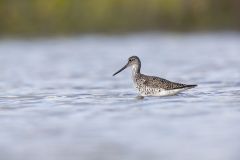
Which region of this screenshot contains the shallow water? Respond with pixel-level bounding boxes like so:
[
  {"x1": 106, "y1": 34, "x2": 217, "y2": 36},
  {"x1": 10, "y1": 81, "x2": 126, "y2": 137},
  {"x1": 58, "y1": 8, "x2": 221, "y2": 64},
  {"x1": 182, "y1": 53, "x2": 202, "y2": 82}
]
[{"x1": 0, "y1": 33, "x2": 240, "y2": 160}]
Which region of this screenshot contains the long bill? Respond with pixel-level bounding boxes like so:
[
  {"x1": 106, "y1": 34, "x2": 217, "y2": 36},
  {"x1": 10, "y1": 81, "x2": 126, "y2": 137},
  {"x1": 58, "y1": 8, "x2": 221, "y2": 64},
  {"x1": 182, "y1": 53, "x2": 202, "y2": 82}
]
[{"x1": 112, "y1": 64, "x2": 128, "y2": 76}]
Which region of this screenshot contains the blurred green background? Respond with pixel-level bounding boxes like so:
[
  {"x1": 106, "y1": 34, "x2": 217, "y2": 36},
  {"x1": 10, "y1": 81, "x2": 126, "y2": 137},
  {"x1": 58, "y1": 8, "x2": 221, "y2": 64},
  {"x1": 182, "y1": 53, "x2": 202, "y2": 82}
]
[{"x1": 0, "y1": 0, "x2": 239, "y2": 36}]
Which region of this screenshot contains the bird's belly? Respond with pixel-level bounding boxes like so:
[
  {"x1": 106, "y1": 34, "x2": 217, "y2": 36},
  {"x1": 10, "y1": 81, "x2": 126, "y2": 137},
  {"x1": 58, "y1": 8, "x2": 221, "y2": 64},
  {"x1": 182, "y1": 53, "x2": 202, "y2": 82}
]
[{"x1": 136, "y1": 86, "x2": 187, "y2": 96}]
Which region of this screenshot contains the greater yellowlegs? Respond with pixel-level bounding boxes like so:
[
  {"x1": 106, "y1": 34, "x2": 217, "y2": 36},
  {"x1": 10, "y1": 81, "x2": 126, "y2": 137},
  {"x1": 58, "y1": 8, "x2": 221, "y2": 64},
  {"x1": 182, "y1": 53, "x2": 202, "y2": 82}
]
[{"x1": 113, "y1": 56, "x2": 197, "y2": 96}]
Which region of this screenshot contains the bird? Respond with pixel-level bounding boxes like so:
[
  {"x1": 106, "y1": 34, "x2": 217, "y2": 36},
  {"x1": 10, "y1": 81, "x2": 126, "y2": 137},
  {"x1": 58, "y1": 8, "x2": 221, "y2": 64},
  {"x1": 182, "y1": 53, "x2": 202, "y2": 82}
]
[{"x1": 113, "y1": 56, "x2": 197, "y2": 97}]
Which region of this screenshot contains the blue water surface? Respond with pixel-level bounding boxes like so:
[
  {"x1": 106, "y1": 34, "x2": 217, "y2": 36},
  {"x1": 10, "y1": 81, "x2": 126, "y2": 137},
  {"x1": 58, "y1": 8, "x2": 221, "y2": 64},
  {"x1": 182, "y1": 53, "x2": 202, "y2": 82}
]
[{"x1": 0, "y1": 32, "x2": 240, "y2": 160}]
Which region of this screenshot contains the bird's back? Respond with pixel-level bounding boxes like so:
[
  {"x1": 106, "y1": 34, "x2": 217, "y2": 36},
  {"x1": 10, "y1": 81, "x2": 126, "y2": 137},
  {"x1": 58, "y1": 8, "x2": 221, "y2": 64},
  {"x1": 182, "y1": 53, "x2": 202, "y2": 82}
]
[{"x1": 134, "y1": 74, "x2": 197, "y2": 96}]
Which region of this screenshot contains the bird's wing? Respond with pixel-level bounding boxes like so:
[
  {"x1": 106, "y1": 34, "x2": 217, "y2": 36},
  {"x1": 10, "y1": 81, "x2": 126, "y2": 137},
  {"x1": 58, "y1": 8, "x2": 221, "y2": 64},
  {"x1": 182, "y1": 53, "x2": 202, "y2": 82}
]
[{"x1": 142, "y1": 75, "x2": 187, "y2": 90}]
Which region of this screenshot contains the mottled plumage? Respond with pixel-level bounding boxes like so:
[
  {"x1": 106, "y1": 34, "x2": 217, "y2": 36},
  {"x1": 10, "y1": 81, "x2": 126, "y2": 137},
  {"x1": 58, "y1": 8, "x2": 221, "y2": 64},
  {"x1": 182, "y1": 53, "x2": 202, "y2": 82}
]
[{"x1": 113, "y1": 56, "x2": 197, "y2": 96}]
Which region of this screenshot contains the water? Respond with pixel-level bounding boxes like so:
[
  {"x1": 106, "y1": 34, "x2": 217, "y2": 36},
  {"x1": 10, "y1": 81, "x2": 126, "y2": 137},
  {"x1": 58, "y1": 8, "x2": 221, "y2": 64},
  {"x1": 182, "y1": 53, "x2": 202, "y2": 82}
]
[{"x1": 0, "y1": 33, "x2": 240, "y2": 160}]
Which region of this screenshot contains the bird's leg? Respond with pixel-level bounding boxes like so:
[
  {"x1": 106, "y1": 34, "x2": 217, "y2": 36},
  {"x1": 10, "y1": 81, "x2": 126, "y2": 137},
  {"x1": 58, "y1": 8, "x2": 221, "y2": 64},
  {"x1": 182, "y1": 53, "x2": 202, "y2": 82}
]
[{"x1": 136, "y1": 95, "x2": 144, "y2": 100}]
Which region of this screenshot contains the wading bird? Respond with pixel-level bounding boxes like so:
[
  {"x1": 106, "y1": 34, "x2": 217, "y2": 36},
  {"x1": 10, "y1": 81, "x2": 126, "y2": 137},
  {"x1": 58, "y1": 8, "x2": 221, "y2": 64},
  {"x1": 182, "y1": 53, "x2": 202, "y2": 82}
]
[{"x1": 113, "y1": 56, "x2": 197, "y2": 96}]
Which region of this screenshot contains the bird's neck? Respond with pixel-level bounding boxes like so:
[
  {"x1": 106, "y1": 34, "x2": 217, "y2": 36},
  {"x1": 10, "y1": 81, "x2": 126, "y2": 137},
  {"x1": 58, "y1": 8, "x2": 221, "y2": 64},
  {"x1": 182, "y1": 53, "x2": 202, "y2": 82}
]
[{"x1": 132, "y1": 64, "x2": 141, "y2": 78}]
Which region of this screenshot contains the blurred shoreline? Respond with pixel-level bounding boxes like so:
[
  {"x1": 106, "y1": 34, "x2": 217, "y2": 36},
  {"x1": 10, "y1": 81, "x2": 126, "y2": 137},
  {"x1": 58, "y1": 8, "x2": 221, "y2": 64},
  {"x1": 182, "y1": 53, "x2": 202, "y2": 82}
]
[
  {"x1": 0, "y1": 0, "x2": 239, "y2": 37},
  {"x1": 0, "y1": 31, "x2": 240, "y2": 40}
]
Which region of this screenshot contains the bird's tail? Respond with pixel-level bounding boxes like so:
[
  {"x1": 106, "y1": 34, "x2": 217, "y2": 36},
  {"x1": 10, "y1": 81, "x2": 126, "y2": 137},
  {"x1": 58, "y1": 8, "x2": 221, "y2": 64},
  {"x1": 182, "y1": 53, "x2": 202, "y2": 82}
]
[{"x1": 185, "y1": 84, "x2": 197, "y2": 89}]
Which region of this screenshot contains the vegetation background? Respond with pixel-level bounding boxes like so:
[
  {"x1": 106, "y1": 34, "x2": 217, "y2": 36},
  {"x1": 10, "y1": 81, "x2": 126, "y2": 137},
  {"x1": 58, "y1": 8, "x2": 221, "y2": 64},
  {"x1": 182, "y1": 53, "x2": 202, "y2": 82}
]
[{"x1": 0, "y1": 0, "x2": 239, "y2": 36}]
